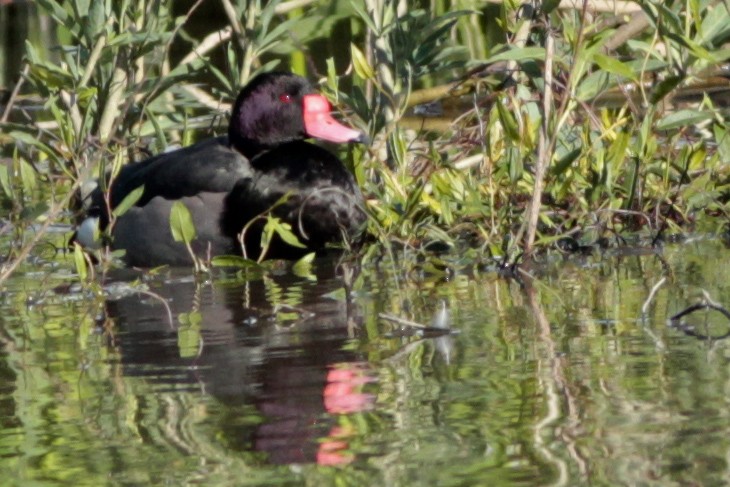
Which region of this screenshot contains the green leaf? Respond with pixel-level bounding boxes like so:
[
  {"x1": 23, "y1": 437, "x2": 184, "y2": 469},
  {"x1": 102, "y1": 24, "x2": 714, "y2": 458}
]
[
  {"x1": 26, "y1": 59, "x2": 74, "y2": 90},
  {"x1": 144, "y1": 106, "x2": 168, "y2": 155},
  {"x1": 263, "y1": 217, "x2": 306, "y2": 249},
  {"x1": 326, "y1": 57, "x2": 338, "y2": 95},
  {"x1": 86, "y1": 0, "x2": 106, "y2": 41},
  {"x1": 271, "y1": 192, "x2": 293, "y2": 208},
  {"x1": 0, "y1": 164, "x2": 11, "y2": 199},
  {"x1": 322, "y1": 288, "x2": 347, "y2": 301},
  {"x1": 552, "y1": 148, "x2": 581, "y2": 176},
  {"x1": 487, "y1": 46, "x2": 547, "y2": 64},
  {"x1": 576, "y1": 70, "x2": 611, "y2": 102},
  {"x1": 350, "y1": 1, "x2": 379, "y2": 34},
  {"x1": 351, "y1": 43, "x2": 375, "y2": 80},
  {"x1": 650, "y1": 75, "x2": 684, "y2": 104},
  {"x1": 713, "y1": 124, "x2": 730, "y2": 163},
  {"x1": 506, "y1": 147, "x2": 523, "y2": 183},
  {"x1": 496, "y1": 100, "x2": 519, "y2": 141},
  {"x1": 19, "y1": 159, "x2": 37, "y2": 195},
  {"x1": 10, "y1": 130, "x2": 63, "y2": 167},
  {"x1": 19, "y1": 202, "x2": 49, "y2": 222},
  {"x1": 541, "y1": 0, "x2": 561, "y2": 14},
  {"x1": 112, "y1": 185, "x2": 145, "y2": 217},
  {"x1": 593, "y1": 53, "x2": 637, "y2": 81},
  {"x1": 292, "y1": 252, "x2": 316, "y2": 280},
  {"x1": 169, "y1": 201, "x2": 197, "y2": 243},
  {"x1": 211, "y1": 255, "x2": 264, "y2": 269},
  {"x1": 35, "y1": 0, "x2": 70, "y2": 27},
  {"x1": 656, "y1": 109, "x2": 714, "y2": 131},
  {"x1": 73, "y1": 243, "x2": 87, "y2": 281},
  {"x1": 72, "y1": 0, "x2": 89, "y2": 19}
]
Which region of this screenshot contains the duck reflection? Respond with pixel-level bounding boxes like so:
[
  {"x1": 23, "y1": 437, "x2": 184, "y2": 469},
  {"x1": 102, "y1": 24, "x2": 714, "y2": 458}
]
[{"x1": 103, "y1": 261, "x2": 374, "y2": 465}]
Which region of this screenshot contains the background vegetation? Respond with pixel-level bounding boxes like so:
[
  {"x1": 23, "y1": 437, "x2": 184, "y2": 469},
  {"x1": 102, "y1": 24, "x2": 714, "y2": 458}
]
[
  {"x1": 2, "y1": 0, "x2": 730, "y2": 279},
  {"x1": 3, "y1": 3, "x2": 730, "y2": 485}
]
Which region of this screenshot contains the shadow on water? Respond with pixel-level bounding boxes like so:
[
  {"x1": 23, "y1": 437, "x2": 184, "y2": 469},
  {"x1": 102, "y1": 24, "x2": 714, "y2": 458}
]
[{"x1": 104, "y1": 259, "x2": 375, "y2": 466}]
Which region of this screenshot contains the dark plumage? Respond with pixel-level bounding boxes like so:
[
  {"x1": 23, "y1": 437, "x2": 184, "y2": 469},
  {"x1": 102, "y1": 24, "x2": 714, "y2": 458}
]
[{"x1": 77, "y1": 72, "x2": 368, "y2": 266}]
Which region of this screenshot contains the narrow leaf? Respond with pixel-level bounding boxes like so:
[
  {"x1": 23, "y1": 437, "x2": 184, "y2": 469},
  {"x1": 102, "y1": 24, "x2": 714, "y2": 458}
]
[
  {"x1": 351, "y1": 43, "x2": 375, "y2": 80},
  {"x1": 273, "y1": 220, "x2": 307, "y2": 249},
  {"x1": 19, "y1": 159, "x2": 37, "y2": 194},
  {"x1": 593, "y1": 53, "x2": 637, "y2": 81},
  {"x1": 656, "y1": 109, "x2": 714, "y2": 131},
  {"x1": 650, "y1": 75, "x2": 684, "y2": 104},
  {"x1": 211, "y1": 255, "x2": 263, "y2": 268},
  {"x1": 0, "y1": 165, "x2": 11, "y2": 198},
  {"x1": 487, "y1": 47, "x2": 547, "y2": 64},
  {"x1": 73, "y1": 243, "x2": 87, "y2": 281},
  {"x1": 112, "y1": 185, "x2": 145, "y2": 217},
  {"x1": 496, "y1": 101, "x2": 519, "y2": 141},
  {"x1": 169, "y1": 201, "x2": 197, "y2": 243}
]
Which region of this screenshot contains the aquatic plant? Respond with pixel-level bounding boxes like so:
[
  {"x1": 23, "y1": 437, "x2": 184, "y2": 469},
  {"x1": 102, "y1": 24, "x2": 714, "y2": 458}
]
[{"x1": 0, "y1": 0, "x2": 729, "y2": 282}]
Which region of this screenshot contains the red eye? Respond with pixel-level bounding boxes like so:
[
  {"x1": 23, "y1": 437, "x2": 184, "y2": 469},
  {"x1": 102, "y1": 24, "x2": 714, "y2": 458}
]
[{"x1": 279, "y1": 94, "x2": 292, "y2": 103}]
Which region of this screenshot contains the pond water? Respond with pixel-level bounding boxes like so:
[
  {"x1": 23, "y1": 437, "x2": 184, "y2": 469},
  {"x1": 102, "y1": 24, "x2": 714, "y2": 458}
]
[{"x1": 1, "y1": 237, "x2": 730, "y2": 485}]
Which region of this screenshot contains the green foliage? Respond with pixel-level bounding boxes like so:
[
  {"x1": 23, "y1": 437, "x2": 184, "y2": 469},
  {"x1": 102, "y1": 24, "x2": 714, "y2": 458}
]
[
  {"x1": 261, "y1": 216, "x2": 306, "y2": 251},
  {"x1": 169, "y1": 200, "x2": 206, "y2": 273},
  {"x1": 111, "y1": 185, "x2": 144, "y2": 218},
  {"x1": 169, "y1": 200, "x2": 196, "y2": 245},
  {"x1": 1, "y1": 0, "x2": 730, "y2": 279},
  {"x1": 345, "y1": 0, "x2": 730, "y2": 262}
]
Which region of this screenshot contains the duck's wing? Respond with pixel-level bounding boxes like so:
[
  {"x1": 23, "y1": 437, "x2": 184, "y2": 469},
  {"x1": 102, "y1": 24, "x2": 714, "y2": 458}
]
[
  {"x1": 104, "y1": 136, "x2": 251, "y2": 209},
  {"x1": 76, "y1": 136, "x2": 250, "y2": 263}
]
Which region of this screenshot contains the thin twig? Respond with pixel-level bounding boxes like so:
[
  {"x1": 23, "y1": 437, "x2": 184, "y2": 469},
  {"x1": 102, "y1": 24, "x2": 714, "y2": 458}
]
[
  {"x1": 181, "y1": 84, "x2": 230, "y2": 111},
  {"x1": 603, "y1": 11, "x2": 650, "y2": 53},
  {"x1": 641, "y1": 276, "x2": 666, "y2": 315},
  {"x1": 275, "y1": 0, "x2": 319, "y2": 13},
  {"x1": 179, "y1": 26, "x2": 233, "y2": 66},
  {"x1": 1, "y1": 63, "x2": 29, "y2": 123},
  {"x1": 523, "y1": 22, "x2": 554, "y2": 255},
  {"x1": 378, "y1": 313, "x2": 427, "y2": 328},
  {"x1": 136, "y1": 289, "x2": 175, "y2": 329},
  {"x1": 453, "y1": 154, "x2": 484, "y2": 171}
]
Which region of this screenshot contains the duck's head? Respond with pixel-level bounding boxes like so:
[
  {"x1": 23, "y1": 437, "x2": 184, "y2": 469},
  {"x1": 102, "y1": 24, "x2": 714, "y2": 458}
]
[{"x1": 228, "y1": 72, "x2": 367, "y2": 158}]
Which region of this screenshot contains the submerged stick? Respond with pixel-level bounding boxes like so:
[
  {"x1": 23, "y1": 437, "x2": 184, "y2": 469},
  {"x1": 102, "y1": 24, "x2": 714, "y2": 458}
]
[
  {"x1": 379, "y1": 313, "x2": 427, "y2": 329},
  {"x1": 641, "y1": 277, "x2": 666, "y2": 315},
  {"x1": 668, "y1": 291, "x2": 730, "y2": 340}
]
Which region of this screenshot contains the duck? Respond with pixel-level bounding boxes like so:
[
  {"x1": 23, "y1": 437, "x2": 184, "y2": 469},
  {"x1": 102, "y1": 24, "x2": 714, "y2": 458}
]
[{"x1": 75, "y1": 71, "x2": 369, "y2": 267}]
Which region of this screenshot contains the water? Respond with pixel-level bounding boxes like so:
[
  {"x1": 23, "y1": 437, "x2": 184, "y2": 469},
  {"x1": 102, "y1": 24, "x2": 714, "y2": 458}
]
[{"x1": 1, "y1": 238, "x2": 729, "y2": 485}]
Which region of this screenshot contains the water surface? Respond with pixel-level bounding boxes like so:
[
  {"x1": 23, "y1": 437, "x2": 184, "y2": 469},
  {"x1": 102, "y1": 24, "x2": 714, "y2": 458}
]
[{"x1": 1, "y1": 239, "x2": 730, "y2": 485}]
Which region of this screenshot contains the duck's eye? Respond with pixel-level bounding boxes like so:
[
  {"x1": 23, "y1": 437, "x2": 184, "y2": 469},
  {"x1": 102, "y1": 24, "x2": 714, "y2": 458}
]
[{"x1": 279, "y1": 94, "x2": 293, "y2": 103}]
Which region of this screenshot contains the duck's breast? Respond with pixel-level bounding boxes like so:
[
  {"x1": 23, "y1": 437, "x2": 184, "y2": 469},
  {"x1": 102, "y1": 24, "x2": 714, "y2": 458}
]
[{"x1": 221, "y1": 141, "x2": 366, "y2": 252}]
